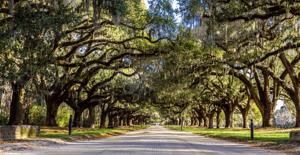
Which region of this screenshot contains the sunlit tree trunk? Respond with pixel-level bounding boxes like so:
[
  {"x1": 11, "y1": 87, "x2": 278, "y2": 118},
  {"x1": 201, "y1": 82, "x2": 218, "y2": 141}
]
[
  {"x1": 216, "y1": 109, "x2": 221, "y2": 128},
  {"x1": 190, "y1": 117, "x2": 194, "y2": 126},
  {"x1": 203, "y1": 117, "x2": 208, "y2": 128},
  {"x1": 87, "y1": 106, "x2": 95, "y2": 128}
]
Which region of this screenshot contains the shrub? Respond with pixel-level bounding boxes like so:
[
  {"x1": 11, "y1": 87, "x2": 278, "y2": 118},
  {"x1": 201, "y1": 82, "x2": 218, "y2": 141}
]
[
  {"x1": 56, "y1": 104, "x2": 73, "y2": 127},
  {"x1": 0, "y1": 114, "x2": 8, "y2": 125},
  {"x1": 29, "y1": 104, "x2": 46, "y2": 125}
]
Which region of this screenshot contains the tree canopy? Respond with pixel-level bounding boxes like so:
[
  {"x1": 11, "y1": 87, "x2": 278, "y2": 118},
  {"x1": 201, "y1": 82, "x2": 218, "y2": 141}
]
[{"x1": 1, "y1": 0, "x2": 300, "y2": 129}]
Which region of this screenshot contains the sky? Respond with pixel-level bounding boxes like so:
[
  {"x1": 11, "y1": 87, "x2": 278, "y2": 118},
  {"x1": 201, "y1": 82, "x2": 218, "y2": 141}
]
[
  {"x1": 276, "y1": 100, "x2": 284, "y2": 110},
  {"x1": 144, "y1": 0, "x2": 179, "y2": 12},
  {"x1": 144, "y1": 0, "x2": 149, "y2": 9},
  {"x1": 144, "y1": 0, "x2": 182, "y2": 23}
]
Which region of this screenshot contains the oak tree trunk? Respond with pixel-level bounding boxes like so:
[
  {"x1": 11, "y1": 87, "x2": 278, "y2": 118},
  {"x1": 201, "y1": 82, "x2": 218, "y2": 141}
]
[
  {"x1": 208, "y1": 114, "x2": 214, "y2": 129},
  {"x1": 261, "y1": 107, "x2": 273, "y2": 127},
  {"x1": 296, "y1": 104, "x2": 300, "y2": 127},
  {"x1": 292, "y1": 90, "x2": 300, "y2": 127},
  {"x1": 208, "y1": 111, "x2": 215, "y2": 129},
  {"x1": 108, "y1": 113, "x2": 114, "y2": 128},
  {"x1": 203, "y1": 117, "x2": 208, "y2": 127},
  {"x1": 99, "y1": 111, "x2": 107, "y2": 128},
  {"x1": 126, "y1": 116, "x2": 132, "y2": 126},
  {"x1": 8, "y1": 83, "x2": 25, "y2": 125},
  {"x1": 224, "y1": 110, "x2": 233, "y2": 128},
  {"x1": 87, "y1": 106, "x2": 95, "y2": 128},
  {"x1": 118, "y1": 116, "x2": 124, "y2": 126},
  {"x1": 216, "y1": 110, "x2": 221, "y2": 128},
  {"x1": 45, "y1": 101, "x2": 60, "y2": 126},
  {"x1": 190, "y1": 117, "x2": 194, "y2": 126},
  {"x1": 197, "y1": 117, "x2": 202, "y2": 127},
  {"x1": 241, "y1": 110, "x2": 248, "y2": 128},
  {"x1": 73, "y1": 109, "x2": 83, "y2": 127}
]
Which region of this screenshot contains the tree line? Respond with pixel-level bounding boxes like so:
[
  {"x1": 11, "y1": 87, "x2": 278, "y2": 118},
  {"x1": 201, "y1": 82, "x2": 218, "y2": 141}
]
[
  {"x1": 2, "y1": 0, "x2": 300, "y2": 129},
  {"x1": 0, "y1": 0, "x2": 173, "y2": 128},
  {"x1": 151, "y1": 0, "x2": 300, "y2": 128}
]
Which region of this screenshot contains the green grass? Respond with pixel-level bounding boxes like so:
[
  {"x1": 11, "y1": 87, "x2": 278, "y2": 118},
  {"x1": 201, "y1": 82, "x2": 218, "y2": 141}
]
[
  {"x1": 167, "y1": 126, "x2": 299, "y2": 143},
  {"x1": 40, "y1": 125, "x2": 148, "y2": 141}
]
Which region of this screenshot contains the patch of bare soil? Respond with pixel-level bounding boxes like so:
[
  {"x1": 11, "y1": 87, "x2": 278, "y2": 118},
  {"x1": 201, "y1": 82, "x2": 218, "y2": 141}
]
[
  {"x1": 0, "y1": 138, "x2": 66, "y2": 153},
  {"x1": 0, "y1": 131, "x2": 127, "y2": 153},
  {"x1": 255, "y1": 141, "x2": 300, "y2": 155}
]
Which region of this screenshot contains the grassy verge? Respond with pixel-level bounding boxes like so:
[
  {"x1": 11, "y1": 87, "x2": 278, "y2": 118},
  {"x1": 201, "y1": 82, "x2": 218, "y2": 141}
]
[
  {"x1": 40, "y1": 125, "x2": 149, "y2": 141},
  {"x1": 167, "y1": 125, "x2": 298, "y2": 143},
  {"x1": 167, "y1": 126, "x2": 300, "y2": 153}
]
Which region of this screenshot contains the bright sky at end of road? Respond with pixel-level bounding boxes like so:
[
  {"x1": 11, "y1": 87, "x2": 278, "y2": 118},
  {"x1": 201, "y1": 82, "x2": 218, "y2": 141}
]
[{"x1": 276, "y1": 100, "x2": 284, "y2": 110}]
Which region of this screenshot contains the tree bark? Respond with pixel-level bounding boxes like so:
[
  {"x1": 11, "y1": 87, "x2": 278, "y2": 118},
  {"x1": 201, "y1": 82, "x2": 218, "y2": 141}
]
[
  {"x1": 23, "y1": 107, "x2": 30, "y2": 125},
  {"x1": 118, "y1": 116, "x2": 124, "y2": 126},
  {"x1": 114, "y1": 116, "x2": 119, "y2": 127},
  {"x1": 73, "y1": 109, "x2": 83, "y2": 127},
  {"x1": 179, "y1": 117, "x2": 182, "y2": 126},
  {"x1": 261, "y1": 107, "x2": 274, "y2": 127},
  {"x1": 87, "y1": 106, "x2": 95, "y2": 128},
  {"x1": 216, "y1": 109, "x2": 221, "y2": 128},
  {"x1": 99, "y1": 111, "x2": 107, "y2": 128},
  {"x1": 278, "y1": 53, "x2": 300, "y2": 127},
  {"x1": 296, "y1": 103, "x2": 300, "y2": 127},
  {"x1": 126, "y1": 115, "x2": 132, "y2": 126},
  {"x1": 224, "y1": 110, "x2": 233, "y2": 128},
  {"x1": 238, "y1": 94, "x2": 251, "y2": 128},
  {"x1": 197, "y1": 117, "x2": 202, "y2": 127},
  {"x1": 241, "y1": 110, "x2": 248, "y2": 128},
  {"x1": 203, "y1": 117, "x2": 208, "y2": 127},
  {"x1": 208, "y1": 114, "x2": 214, "y2": 129},
  {"x1": 8, "y1": 83, "x2": 25, "y2": 125},
  {"x1": 208, "y1": 110, "x2": 215, "y2": 129},
  {"x1": 45, "y1": 101, "x2": 60, "y2": 126},
  {"x1": 9, "y1": 0, "x2": 14, "y2": 15},
  {"x1": 294, "y1": 89, "x2": 300, "y2": 127},
  {"x1": 231, "y1": 69, "x2": 275, "y2": 128},
  {"x1": 108, "y1": 113, "x2": 114, "y2": 128},
  {"x1": 190, "y1": 117, "x2": 194, "y2": 126}
]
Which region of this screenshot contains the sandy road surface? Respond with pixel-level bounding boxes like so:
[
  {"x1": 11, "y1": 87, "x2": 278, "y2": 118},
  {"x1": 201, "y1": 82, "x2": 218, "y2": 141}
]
[{"x1": 3, "y1": 126, "x2": 287, "y2": 155}]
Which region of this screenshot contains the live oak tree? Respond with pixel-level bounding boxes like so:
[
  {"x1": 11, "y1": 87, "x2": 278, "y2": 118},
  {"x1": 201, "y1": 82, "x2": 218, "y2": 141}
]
[
  {"x1": 200, "y1": 0, "x2": 300, "y2": 127},
  {"x1": 0, "y1": 0, "x2": 77, "y2": 125},
  {"x1": 166, "y1": 0, "x2": 300, "y2": 127},
  {"x1": 4, "y1": 0, "x2": 300, "y2": 129},
  {"x1": 0, "y1": 0, "x2": 174, "y2": 126}
]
